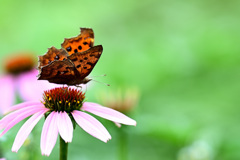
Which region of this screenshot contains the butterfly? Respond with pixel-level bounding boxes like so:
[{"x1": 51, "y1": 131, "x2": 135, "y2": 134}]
[{"x1": 38, "y1": 28, "x2": 103, "y2": 86}]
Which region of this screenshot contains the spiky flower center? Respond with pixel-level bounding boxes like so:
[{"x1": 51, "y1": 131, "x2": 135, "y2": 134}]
[
  {"x1": 43, "y1": 87, "x2": 85, "y2": 112},
  {"x1": 4, "y1": 54, "x2": 35, "y2": 75}
]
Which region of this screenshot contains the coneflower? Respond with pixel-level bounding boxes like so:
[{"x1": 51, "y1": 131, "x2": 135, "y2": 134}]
[{"x1": 0, "y1": 87, "x2": 136, "y2": 158}]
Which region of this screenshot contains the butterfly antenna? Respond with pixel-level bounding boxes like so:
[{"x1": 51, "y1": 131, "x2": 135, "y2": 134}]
[{"x1": 91, "y1": 79, "x2": 110, "y2": 86}]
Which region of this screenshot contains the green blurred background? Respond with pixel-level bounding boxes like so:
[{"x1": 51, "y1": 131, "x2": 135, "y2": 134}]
[{"x1": 1, "y1": 0, "x2": 240, "y2": 159}]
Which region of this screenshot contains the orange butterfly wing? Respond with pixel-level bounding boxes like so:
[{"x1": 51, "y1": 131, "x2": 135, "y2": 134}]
[
  {"x1": 61, "y1": 28, "x2": 94, "y2": 55},
  {"x1": 68, "y1": 45, "x2": 103, "y2": 79},
  {"x1": 38, "y1": 46, "x2": 69, "y2": 69},
  {"x1": 38, "y1": 59, "x2": 76, "y2": 84}
]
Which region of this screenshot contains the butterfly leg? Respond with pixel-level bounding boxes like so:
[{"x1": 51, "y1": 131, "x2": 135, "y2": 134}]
[
  {"x1": 74, "y1": 85, "x2": 82, "y2": 90},
  {"x1": 62, "y1": 85, "x2": 70, "y2": 94}
]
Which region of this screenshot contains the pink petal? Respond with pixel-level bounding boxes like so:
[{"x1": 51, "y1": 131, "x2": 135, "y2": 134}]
[
  {"x1": 4, "y1": 101, "x2": 42, "y2": 114},
  {"x1": 0, "y1": 75, "x2": 15, "y2": 114},
  {"x1": 16, "y1": 69, "x2": 61, "y2": 102},
  {"x1": 82, "y1": 102, "x2": 137, "y2": 126},
  {"x1": 0, "y1": 104, "x2": 45, "y2": 129},
  {"x1": 41, "y1": 111, "x2": 58, "y2": 156},
  {"x1": 57, "y1": 112, "x2": 73, "y2": 143},
  {"x1": 12, "y1": 108, "x2": 48, "y2": 152},
  {"x1": 114, "y1": 122, "x2": 122, "y2": 128},
  {"x1": 0, "y1": 107, "x2": 46, "y2": 137},
  {"x1": 72, "y1": 110, "x2": 111, "y2": 143}
]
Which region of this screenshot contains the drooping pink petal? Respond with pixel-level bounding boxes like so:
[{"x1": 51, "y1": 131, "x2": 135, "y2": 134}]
[
  {"x1": 0, "y1": 75, "x2": 15, "y2": 115},
  {"x1": 57, "y1": 111, "x2": 73, "y2": 143},
  {"x1": 12, "y1": 108, "x2": 49, "y2": 152},
  {"x1": 0, "y1": 104, "x2": 45, "y2": 129},
  {"x1": 16, "y1": 69, "x2": 60, "y2": 102},
  {"x1": 114, "y1": 122, "x2": 122, "y2": 128},
  {"x1": 0, "y1": 105, "x2": 46, "y2": 137},
  {"x1": 4, "y1": 101, "x2": 42, "y2": 114},
  {"x1": 41, "y1": 111, "x2": 59, "y2": 156},
  {"x1": 72, "y1": 110, "x2": 111, "y2": 143},
  {"x1": 82, "y1": 102, "x2": 137, "y2": 126}
]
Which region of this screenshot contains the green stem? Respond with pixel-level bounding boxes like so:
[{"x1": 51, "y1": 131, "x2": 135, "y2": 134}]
[
  {"x1": 118, "y1": 127, "x2": 128, "y2": 160},
  {"x1": 59, "y1": 136, "x2": 68, "y2": 160},
  {"x1": 0, "y1": 144, "x2": 3, "y2": 158}
]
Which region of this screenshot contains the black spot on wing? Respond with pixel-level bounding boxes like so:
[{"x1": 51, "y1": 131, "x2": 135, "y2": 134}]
[
  {"x1": 66, "y1": 47, "x2": 72, "y2": 52},
  {"x1": 55, "y1": 55, "x2": 59, "y2": 60},
  {"x1": 86, "y1": 62, "x2": 94, "y2": 66}
]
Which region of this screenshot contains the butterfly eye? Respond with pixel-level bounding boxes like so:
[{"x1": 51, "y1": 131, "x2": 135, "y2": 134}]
[
  {"x1": 78, "y1": 45, "x2": 82, "y2": 50},
  {"x1": 66, "y1": 47, "x2": 72, "y2": 52},
  {"x1": 55, "y1": 55, "x2": 59, "y2": 60}
]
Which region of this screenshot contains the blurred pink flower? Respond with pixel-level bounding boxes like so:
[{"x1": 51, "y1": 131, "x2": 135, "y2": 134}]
[
  {"x1": 0, "y1": 87, "x2": 136, "y2": 156},
  {"x1": 0, "y1": 69, "x2": 59, "y2": 114},
  {"x1": 0, "y1": 53, "x2": 59, "y2": 114}
]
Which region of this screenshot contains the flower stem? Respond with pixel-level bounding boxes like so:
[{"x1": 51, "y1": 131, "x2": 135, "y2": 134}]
[
  {"x1": 59, "y1": 136, "x2": 68, "y2": 160},
  {"x1": 118, "y1": 127, "x2": 128, "y2": 160},
  {"x1": 0, "y1": 144, "x2": 3, "y2": 158}
]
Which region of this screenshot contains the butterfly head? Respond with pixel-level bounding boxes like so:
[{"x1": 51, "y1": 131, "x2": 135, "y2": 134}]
[{"x1": 82, "y1": 77, "x2": 92, "y2": 84}]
